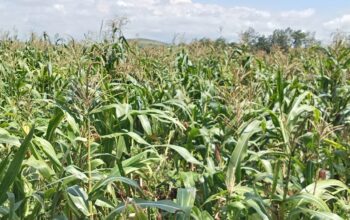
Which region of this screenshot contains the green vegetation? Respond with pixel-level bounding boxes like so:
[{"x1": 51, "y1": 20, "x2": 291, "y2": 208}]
[
  {"x1": 128, "y1": 38, "x2": 168, "y2": 48},
  {"x1": 241, "y1": 28, "x2": 318, "y2": 51},
  {"x1": 0, "y1": 31, "x2": 349, "y2": 219}
]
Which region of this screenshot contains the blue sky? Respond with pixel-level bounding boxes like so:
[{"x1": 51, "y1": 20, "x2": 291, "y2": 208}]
[
  {"x1": 0, "y1": 0, "x2": 349, "y2": 42},
  {"x1": 197, "y1": 0, "x2": 350, "y2": 12},
  {"x1": 195, "y1": 0, "x2": 350, "y2": 23}
]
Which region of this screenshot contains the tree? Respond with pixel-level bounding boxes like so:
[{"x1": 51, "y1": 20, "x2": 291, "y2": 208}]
[
  {"x1": 240, "y1": 27, "x2": 258, "y2": 46},
  {"x1": 255, "y1": 35, "x2": 272, "y2": 53},
  {"x1": 271, "y1": 28, "x2": 293, "y2": 51},
  {"x1": 291, "y1": 30, "x2": 307, "y2": 48}
]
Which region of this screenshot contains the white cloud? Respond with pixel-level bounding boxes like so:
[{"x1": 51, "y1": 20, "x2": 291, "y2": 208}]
[
  {"x1": 115, "y1": 1, "x2": 314, "y2": 41},
  {"x1": 170, "y1": 0, "x2": 192, "y2": 4},
  {"x1": 116, "y1": 1, "x2": 133, "y2": 7},
  {"x1": 324, "y1": 14, "x2": 350, "y2": 29},
  {"x1": 280, "y1": 8, "x2": 315, "y2": 18},
  {"x1": 0, "y1": 0, "x2": 342, "y2": 42},
  {"x1": 97, "y1": 0, "x2": 110, "y2": 14},
  {"x1": 53, "y1": 4, "x2": 65, "y2": 13}
]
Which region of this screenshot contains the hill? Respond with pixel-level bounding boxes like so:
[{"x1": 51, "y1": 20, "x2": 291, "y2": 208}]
[{"x1": 127, "y1": 38, "x2": 169, "y2": 47}]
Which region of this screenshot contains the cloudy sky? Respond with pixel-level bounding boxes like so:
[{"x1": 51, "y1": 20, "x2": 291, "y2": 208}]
[{"x1": 0, "y1": 0, "x2": 349, "y2": 42}]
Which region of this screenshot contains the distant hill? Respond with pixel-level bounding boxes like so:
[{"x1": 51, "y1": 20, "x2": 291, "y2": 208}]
[{"x1": 127, "y1": 38, "x2": 169, "y2": 47}]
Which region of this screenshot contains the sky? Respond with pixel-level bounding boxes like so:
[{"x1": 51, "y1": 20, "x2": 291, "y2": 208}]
[{"x1": 0, "y1": 0, "x2": 349, "y2": 42}]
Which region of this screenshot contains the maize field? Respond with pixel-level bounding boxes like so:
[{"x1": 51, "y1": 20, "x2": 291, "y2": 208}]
[{"x1": 0, "y1": 35, "x2": 349, "y2": 219}]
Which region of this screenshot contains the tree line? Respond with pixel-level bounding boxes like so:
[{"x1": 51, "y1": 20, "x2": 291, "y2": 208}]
[
  {"x1": 195, "y1": 27, "x2": 324, "y2": 52},
  {"x1": 239, "y1": 27, "x2": 320, "y2": 52}
]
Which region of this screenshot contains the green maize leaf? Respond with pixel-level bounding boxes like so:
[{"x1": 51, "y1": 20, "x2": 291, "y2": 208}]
[
  {"x1": 289, "y1": 207, "x2": 343, "y2": 220},
  {"x1": 106, "y1": 199, "x2": 183, "y2": 220},
  {"x1": 176, "y1": 187, "x2": 196, "y2": 220},
  {"x1": 25, "y1": 156, "x2": 55, "y2": 179},
  {"x1": 33, "y1": 137, "x2": 62, "y2": 170},
  {"x1": 90, "y1": 176, "x2": 141, "y2": 196},
  {"x1": 137, "y1": 114, "x2": 152, "y2": 135},
  {"x1": 302, "y1": 179, "x2": 349, "y2": 196},
  {"x1": 45, "y1": 108, "x2": 64, "y2": 141},
  {"x1": 286, "y1": 193, "x2": 330, "y2": 212},
  {"x1": 154, "y1": 145, "x2": 202, "y2": 165},
  {"x1": 0, "y1": 126, "x2": 34, "y2": 205},
  {"x1": 102, "y1": 132, "x2": 149, "y2": 145},
  {"x1": 0, "y1": 128, "x2": 20, "y2": 146},
  {"x1": 66, "y1": 185, "x2": 90, "y2": 217},
  {"x1": 226, "y1": 120, "x2": 261, "y2": 192}
]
